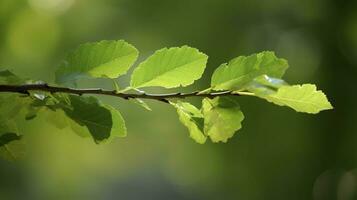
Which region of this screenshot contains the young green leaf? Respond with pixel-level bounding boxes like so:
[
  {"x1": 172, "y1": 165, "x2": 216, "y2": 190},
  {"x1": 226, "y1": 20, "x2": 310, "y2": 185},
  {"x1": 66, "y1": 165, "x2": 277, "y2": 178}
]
[
  {"x1": 211, "y1": 51, "x2": 288, "y2": 91},
  {"x1": 62, "y1": 95, "x2": 126, "y2": 143},
  {"x1": 252, "y1": 84, "x2": 333, "y2": 114},
  {"x1": 245, "y1": 75, "x2": 288, "y2": 96},
  {"x1": 244, "y1": 75, "x2": 333, "y2": 113},
  {"x1": 130, "y1": 46, "x2": 208, "y2": 89},
  {"x1": 56, "y1": 40, "x2": 138, "y2": 84},
  {"x1": 202, "y1": 97, "x2": 244, "y2": 143},
  {"x1": 171, "y1": 101, "x2": 206, "y2": 144}
]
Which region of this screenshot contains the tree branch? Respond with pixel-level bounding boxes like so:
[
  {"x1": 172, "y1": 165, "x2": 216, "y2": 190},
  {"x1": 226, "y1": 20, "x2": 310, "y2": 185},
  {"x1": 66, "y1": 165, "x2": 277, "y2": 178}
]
[{"x1": 0, "y1": 84, "x2": 242, "y2": 103}]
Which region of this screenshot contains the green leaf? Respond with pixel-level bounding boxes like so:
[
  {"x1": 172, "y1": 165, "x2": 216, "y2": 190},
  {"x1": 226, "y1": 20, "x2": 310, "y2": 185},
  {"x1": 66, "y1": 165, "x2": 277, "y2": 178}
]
[
  {"x1": 56, "y1": 40, "x2": 138, "y2": 84},
  {"x1": 0, "y1": 69, "x2": 23, "y2": 84},
  {"x1": 0, "y1": 95, "x2": 32, "y2": 120},
  {"x1": 252, "y1": 75, "x2": 288, "y2": 89},
  {"x1": 130, "y1": 46, "x2": 208, "y2": 88},
  {"x1": 0, "y1": 121, "x2": 25, "y2": 161},
  {"x1": 252, "y1": 84, "x2": 333, "y2": 114},
  {"x1": 171, "y1": 101, "x2": 206, "y2": 144},
  {"x1": 62, "y1": 95, "x2": 126, "y2": 143},
  {"x1": 25, "y1": 108, "x2": 39, "y2": 120},
  {"x1": 245, "y1": 76, "x2": 333, "y2": 113},
  {"x1": 24, "y1": 96, "x2": 48, "y2": 120},
  {"x1": 202, "y1": 97, "x2": 244, "y2": 143},
  {"x1": 211, "y1": 51, "x2": 288, "y2": 91},
  {"x1": 245, "y1": 75, "x2": 288, "y2": 96},
  {"x1": 103, "y1": 104, "x2": 127, "y2": 139},
  {"x1": 0, "y1": 134, "x2": 25, "y2": 161}
]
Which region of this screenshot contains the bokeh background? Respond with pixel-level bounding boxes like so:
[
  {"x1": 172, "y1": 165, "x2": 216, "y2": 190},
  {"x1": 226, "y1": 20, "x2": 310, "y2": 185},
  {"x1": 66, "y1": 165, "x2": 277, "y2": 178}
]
[{"x1": 0, "y1": 0, "x2": 356, "y2": 199}]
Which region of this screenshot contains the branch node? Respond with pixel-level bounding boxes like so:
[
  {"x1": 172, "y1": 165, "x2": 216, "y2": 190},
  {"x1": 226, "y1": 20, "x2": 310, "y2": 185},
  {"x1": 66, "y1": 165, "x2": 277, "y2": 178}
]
[
  {"x1": 20, "y1": 90, "x2": 30, "y2": 96},
  {"x1": 158, "y1": 98, "x2": 170, "y2": 104}
]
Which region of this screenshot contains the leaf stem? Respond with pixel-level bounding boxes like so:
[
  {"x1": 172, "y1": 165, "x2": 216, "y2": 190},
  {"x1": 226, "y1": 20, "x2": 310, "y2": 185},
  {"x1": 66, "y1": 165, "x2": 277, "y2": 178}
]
[
  {"x1": 197, "y1": 87, "x2": 212, "y2": 94},
  {"x1": 118, "y1": 87, "x2": 133, "y2": 93},
  {"x1": 234, "y1": 91, "x2": 255, "y2": 96},
  {"x1": 111, "y1": 79, "x2": 121, "y2": 92}
]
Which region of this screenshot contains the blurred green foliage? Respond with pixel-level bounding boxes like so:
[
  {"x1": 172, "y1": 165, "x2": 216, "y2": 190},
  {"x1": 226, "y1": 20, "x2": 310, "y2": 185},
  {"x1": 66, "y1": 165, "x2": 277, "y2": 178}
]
[{"x1": 0, "y1": 0, "x2": 356, "y2": 199}]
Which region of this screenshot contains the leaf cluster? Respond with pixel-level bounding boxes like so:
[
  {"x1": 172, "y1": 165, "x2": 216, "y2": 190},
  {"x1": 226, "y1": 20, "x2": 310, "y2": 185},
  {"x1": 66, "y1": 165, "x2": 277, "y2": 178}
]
[{"x1": 0, "y1": 40, "x2": 333, "y2": 161}]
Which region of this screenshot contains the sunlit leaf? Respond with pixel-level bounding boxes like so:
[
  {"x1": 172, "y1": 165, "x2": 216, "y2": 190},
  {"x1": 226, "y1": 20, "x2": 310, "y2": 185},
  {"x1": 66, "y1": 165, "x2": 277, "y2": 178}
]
[
  {"x1": 245, "y1": 75, "x2": 288, "y2": 96},
  {"x1": 130, "y1": 46, "x2": 208, "y2": 88},
  {"x1": 211, "y1": 51, "x2": 288, "y2": 91},
  {"x1": 253, "y1": 84, "x2": 333, "y2": 114},
  {"x1": 244, "y1": 75, "x2": 333, "y2": 114},
  {"x1": 171, "y1": 101, "x2": 206, "y2": 144},
  {"x1": 202, "y1": 97, "x2": 244, "y2": 143},
  {"x1": 103, "y1": 104, "x2": 127, "y2": 139},
  {"x1": 56, "y1": 40, "x2": 138, "y2": 84}
]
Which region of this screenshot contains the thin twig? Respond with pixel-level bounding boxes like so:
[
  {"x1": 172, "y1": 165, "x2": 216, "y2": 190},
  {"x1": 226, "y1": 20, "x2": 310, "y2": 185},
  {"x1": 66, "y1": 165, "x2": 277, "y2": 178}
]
[{"x1": 0, "y1": 84, "x2": 244, "y2": 103}]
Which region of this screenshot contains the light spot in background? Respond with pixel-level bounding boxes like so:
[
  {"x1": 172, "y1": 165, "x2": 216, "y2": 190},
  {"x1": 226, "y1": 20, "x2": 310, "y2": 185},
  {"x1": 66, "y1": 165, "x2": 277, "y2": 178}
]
[
  {"x1": 6, "y1": 9, "x2": 60, "y2": 68},
  {"x1": 276, "y1": 31, "x2": 321, "y2": 82},
  {"x1": 28, "y1": 0, "x2": 74, "y2": 15},
  {"x1": 313, "y1": 169, "x2": 345, "y2": 200},
  {"x1": 338, "y1": 171, "x2": 356, "y2": 200},
  {"x1": 313, "y1": 169, "x2": 357, "y2": 200}
]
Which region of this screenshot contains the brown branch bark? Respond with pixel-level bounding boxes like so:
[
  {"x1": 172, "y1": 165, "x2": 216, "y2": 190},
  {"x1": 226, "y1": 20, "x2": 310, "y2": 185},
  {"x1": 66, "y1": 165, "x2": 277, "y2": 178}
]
[{"x1": 0, "y1": 84, "x2": 240, "y2": 103}]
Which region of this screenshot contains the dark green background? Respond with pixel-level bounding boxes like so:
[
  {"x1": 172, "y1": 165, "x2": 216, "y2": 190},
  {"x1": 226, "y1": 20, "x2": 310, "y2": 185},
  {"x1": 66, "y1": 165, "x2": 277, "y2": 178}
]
[{"x1": 0, "y1": 0, "x2": 356, "y2": 199}]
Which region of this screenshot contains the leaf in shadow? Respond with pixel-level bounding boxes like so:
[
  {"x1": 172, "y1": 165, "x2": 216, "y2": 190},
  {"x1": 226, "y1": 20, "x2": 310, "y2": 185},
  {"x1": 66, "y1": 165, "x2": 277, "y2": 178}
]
[
  {"x1": 0, "y1": 132, "x2": 25, "y2": 161},
  {"x1": 62, "y1": 95, "x2": 113, "y2": 143}
]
